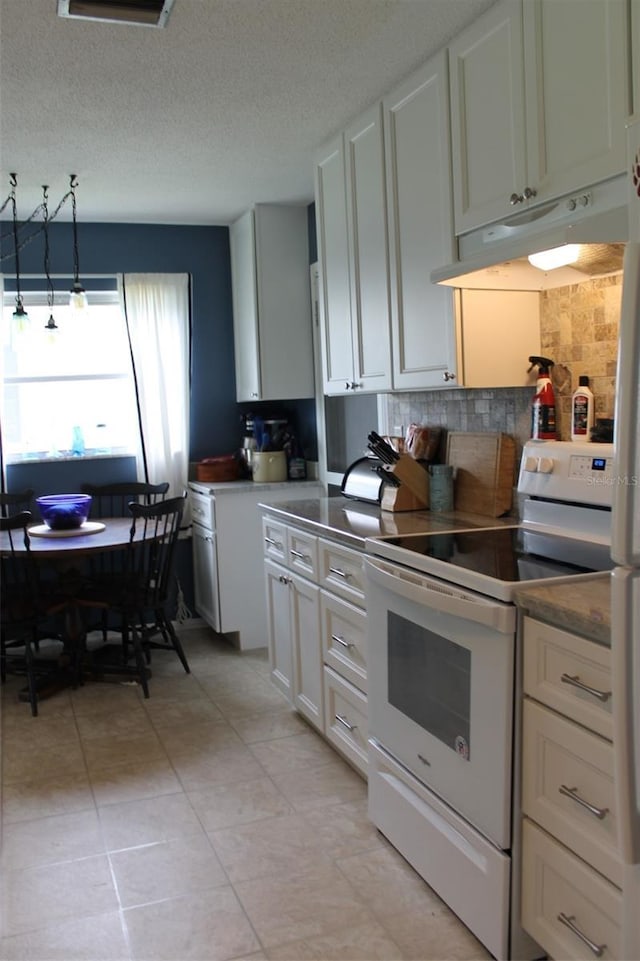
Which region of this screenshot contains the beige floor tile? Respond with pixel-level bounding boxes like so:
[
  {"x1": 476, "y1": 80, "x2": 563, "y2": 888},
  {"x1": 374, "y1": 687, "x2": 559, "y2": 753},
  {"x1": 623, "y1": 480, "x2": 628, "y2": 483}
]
[
  {"x1": 124, "y1": 887, "x2": 260, "y2": 961},
  {"x1": 2, "y1": 770, "x2": 94, "y2": 824},
  {"x1": 335, "y1": 846, "x2": 445, "y2": 919},
  {"x1": 230, "y1": 709, "x2": 309, "y2": 744},
  {"x1": 110, "y1": 834, "x2": 228, "y2": 907},
  {"x1": 2, "y1": 739, "x2": 87, "y2": 786},
  {"x1": 233, "y1": 870, "x2": 374, "y2": 949},
  {"x1": 90, "y1": 754, "x2": 184, "y2": 807},
  {"x1": 198, "y1": 667, "x2": 274, "y2": 694},
  {"x1": 300, "y1": 798, "x2": 387, "y2": 858},
  {"x1": 209, "y1": 683, "x2": 289, "y2": 719},
  {"x1": 1, "y1": 855, "x2": 119, "y2": 937},
  {"x1": 170, "y1": 743, "x2": 266, "y2": 791},
  {"x1": 0, "y1": 808, "x2": 106, "y2": 872},
  {"x1": 187, "y1": 776, "x2": 293, "y2": 831},
  {"x1": 98, "y1": 791, "x2": 204, "y2": 851},
  {"x1": 75, "y1": 703, "x2": 154, "y2": 740},
  {"x1": 157, "y1": 718, "x2": 244, "y2": 757},
  {"x1": 264, "y1": 920, "x2": 404, "y2": 960},
  {"x1": 2, "y1": 714, "x2": 80, "y2": 747},
  {"x1": 1, "y1": 688, "x2": 75, "y2": 724},
  {"x1": 380, "y1": 908, "x2": 491, "y2": 960},
  {"x1": 142, "y1": 694, "x2": 225, "y2": 728},
  {"x1": 207, "y1": 813, "x2": 336, "y2": 884},
  {"x1": 81, "y1": 729, "x2": 167, "y2": 773},
  {"x1": 248, "y1": 732, "x2": 339, "y2": 775},
  {"x1": 270, "y1": 759, "x2": 367, "y2": 810},
  {"x1": 0, "y1": 910, "x2": 129, "y2": 961},
  {"x1": 70, "y1": 680, "x2": 144, "y2": 716},
  {"x1": 134, "y1": 672, "x2": 208, "y2": 703}
]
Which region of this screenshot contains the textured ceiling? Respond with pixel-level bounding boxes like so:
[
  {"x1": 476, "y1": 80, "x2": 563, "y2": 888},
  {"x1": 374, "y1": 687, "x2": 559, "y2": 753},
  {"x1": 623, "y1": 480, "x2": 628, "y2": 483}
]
[{"x1": 0, "y1": 0, "x2": 497, "y2": 225}]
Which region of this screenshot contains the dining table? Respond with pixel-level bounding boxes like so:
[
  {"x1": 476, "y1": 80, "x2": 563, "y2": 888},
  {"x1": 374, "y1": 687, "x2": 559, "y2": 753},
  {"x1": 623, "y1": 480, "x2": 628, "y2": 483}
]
[{"x1": 1, "y1": 516, "x2": 150, "y2": 703}]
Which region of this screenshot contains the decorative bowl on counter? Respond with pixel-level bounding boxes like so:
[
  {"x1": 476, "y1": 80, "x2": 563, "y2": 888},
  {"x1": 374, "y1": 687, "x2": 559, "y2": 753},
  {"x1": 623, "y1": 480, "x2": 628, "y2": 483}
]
[{"x1": 36, "y1": 493, "x2": 92, "y2": 530}]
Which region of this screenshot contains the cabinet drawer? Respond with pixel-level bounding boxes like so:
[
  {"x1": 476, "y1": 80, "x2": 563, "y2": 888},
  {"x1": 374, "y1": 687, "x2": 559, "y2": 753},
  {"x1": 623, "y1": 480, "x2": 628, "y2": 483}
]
[
  {"x1": 523, "y1": 617, "x2": 612, "y2": 740},
  {"x1": 523, "y1": 699, "x2": 621, "y2": 888},
  {"x1": 319, "y1": 539, "x2": 365, "y2": 606},
  {"x1": 286, "y1": 528, "x2": 318, "y2": 581},
  {"x1": 323, "y1": 666, "x2": 368, "y2": 777},
  {"x1": 262, "y1": 517, "x2": 287, "y2": 563},
  {"x1": 190, "y1": 490, "x2": 215, "y2": 530},
  {"x1": 522, "y1": 819, "x2": 622, "y2": 961},
  {"x1": 321, "y1": 591, "x2": 367, "y2": 693}
]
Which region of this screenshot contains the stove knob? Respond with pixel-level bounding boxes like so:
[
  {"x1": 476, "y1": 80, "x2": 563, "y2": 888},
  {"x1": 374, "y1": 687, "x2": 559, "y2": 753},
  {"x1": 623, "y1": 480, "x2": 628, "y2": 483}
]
[
  {"x1": 537, "y1": 457, "x2": 554, "y2": 474},
  {"x1": 524, "y1": 456, "x2": 539, "y2": 472}
]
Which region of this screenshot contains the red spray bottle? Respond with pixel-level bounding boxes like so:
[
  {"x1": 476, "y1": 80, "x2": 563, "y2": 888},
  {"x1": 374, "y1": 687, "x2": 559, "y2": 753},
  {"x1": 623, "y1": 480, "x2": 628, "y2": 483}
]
[{"x1": 528, "y1": 356, "x2": 557, "y2": 440}]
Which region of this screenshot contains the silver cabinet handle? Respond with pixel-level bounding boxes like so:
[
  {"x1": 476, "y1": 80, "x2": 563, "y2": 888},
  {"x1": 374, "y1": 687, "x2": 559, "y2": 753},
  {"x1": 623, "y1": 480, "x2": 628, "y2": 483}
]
[
  {"x1": 329, "y1": 566, "x2": 350, "y2": 579},
  {"x1": 332, "y1": 633, "x2": 353, "y2": 649},
  {"x1": 345, "y1": 381, "x2": 352, "y2": 391},
  {"x1": 560, "y1": 673, "x2": 611, "y2": 703},
  {"x1": 264, "y1": 536, "x2": 283, "y2": 549},
  {"x1": 289, "y1": 549, "x2": 308, "y2": 561},
  {"x1": 278, "y1": 574, "x2": 291, "y2": 585},
  {"x1": 510, "y1": 192, "x2": 524, "y2": 205},
  {"x1": 192, "y1": 505, "x2": 206, "y2": 517},
  {"x1": 442, "y1": 370, "x2": 456, "y2": 382},
  {"x1": 557, "y1": 913, "x2": 606, "y2": 957},
  {"x1": 335, "y1": 713, "x2": 356, "y2": 732},
  {"x1": 523, "y1": 185, "x2": 537, "y2": 199},
  {"x1": 559, "y1": 785, "x2": 609, "y2": 820}
]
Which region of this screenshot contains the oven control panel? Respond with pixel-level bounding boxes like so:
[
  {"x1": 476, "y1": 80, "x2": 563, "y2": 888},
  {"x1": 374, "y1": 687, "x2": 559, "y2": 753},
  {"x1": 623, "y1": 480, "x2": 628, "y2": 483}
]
[{"x1": 518, "y1": 440, "x2": 615, "y2": 506}]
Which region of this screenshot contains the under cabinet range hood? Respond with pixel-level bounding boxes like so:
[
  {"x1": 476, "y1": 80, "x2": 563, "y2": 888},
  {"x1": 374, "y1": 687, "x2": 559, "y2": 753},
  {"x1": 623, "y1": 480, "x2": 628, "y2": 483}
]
[
  {"x1": 432, "y1": 175, "x2": 628, "y2": 290},
  {"x1": 57, "y1": 0, "x2": 175, "y2": 27}
]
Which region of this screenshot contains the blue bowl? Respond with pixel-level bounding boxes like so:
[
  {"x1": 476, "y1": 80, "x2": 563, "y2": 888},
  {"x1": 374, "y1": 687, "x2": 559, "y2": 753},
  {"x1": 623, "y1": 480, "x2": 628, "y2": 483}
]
[{"x1": 36, "y1": 494, "x2": 92, "y2": 531}]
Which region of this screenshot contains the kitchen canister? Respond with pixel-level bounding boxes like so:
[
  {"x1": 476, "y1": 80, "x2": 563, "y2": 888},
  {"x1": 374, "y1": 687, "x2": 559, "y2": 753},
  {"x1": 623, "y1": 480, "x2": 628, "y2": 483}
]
[
  {"x1": 429, "y1": 464, "x2": 454, "y2": 512},
  {"x1": 252, "y1": 450, "x2": 287, "y2": 483}
]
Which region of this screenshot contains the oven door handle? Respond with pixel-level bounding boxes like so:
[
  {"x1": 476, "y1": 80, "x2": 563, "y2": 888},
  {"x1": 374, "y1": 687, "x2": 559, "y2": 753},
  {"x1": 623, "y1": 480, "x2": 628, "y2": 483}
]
[{"x1": 364, "y1": 557, "x2": 515, "y2": 633}]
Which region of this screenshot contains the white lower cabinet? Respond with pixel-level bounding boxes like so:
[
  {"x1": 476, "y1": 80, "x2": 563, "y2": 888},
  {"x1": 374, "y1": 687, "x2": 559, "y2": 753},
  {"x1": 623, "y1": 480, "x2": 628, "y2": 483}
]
[
  {"x1": 263, "y1": 515, "x2": 368, "y2": 775},
  {"x1": 521, "y1": 615, "x2": 622, "y2": 959}
]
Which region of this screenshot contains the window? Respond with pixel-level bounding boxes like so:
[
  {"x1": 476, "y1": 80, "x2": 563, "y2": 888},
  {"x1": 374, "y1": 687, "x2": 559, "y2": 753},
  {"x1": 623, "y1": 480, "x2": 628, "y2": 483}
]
[{"x1": 1, "y1": 285, "x2": 138, "y2": 464}]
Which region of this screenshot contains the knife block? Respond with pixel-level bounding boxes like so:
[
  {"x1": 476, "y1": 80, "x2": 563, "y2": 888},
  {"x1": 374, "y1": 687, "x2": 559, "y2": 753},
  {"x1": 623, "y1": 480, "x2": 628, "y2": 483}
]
[{"x1": 380, "y1": 455, "x2": 430, "y2": 512}]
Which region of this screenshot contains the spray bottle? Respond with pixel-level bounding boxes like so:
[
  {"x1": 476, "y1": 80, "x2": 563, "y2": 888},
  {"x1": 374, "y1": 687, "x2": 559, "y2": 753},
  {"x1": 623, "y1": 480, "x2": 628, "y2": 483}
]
[{"x1": 528, "y1": 356, "x2": 557, "y2": 441}]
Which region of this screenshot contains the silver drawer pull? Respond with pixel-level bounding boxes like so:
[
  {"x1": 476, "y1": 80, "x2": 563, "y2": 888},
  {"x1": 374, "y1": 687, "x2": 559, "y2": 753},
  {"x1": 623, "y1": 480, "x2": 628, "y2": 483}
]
[
  {"x1": 290, "y1": 549, "x2": 308, "y2": 560},
  {"x1": 560, "y1": 673, "x2": 611, "y2": 702},
  {"x1": 335, "y1": 713, "x2": 356, "y2": 732},
  {"x1": 329, "y1": 566, "x2": 351, "y2": 579},
  {"x1": 559, "y1": 785, "x2": 609, "y2": 820},
  {"x1": 264, "y1": 536, "x2": 282, "y2": 549},
  {"x1": 557, "y1": 913, "x2": 606, "y2": 957},
  {"x1": 332, "y1": 633, "x2": 353, "y2": 649}
]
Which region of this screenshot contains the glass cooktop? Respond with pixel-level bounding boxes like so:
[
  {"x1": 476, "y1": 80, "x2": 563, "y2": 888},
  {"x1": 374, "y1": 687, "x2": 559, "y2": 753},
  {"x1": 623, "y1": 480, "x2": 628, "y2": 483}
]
[{"x1": 377, "y1": 526, "x2": 614, "y2": 583}]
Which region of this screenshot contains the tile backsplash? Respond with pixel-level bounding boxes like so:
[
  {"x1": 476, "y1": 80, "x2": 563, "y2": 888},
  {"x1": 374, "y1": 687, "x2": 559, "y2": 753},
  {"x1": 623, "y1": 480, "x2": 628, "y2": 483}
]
[{"x1": 381, "y1": 271, "x2": 622, "y2": 453}]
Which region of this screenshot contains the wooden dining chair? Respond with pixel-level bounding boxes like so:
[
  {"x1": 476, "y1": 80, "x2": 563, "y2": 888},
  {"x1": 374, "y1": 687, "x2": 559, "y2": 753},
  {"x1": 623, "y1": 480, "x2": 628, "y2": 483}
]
[
  {"x1": 0, "y1": 511, "x2": 69, "y2": 716},
  {"x1": 76, "y1": 492, "x2": 189, "y2": 696},
  {"x1": 0, "y1": 488, "x2": 35, "y2": 517}
]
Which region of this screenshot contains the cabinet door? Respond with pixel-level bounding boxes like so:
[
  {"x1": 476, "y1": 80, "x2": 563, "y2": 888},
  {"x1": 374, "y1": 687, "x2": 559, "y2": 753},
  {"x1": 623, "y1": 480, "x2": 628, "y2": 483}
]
[
  {"x1": 315, "y1": 137, "x2": 355, "y2": 395},
  {"x1": 192, "y1": 523, "x2": 220, "y2": 632},
  {"x1": 290, "y1": 571, "x2": 323, "y2": 730},
  {"x1": 449, "y1": 0, "x2": 527, "y2": 233},
  {"x1": 264, "y1": 558, "x2": 294, "y2": 702},
  {"x1": 344, "y1": 103, "x2": 393, "y2": 392},
  {"x1": 230, "y1": 209, "x2": 261, "y2": 401},
  {"x1": 523, "y1": 0, "x2": 628, "y2": 204},
  {"x1": 384, "y1": 51, "x2": 458, "y2": 389}
]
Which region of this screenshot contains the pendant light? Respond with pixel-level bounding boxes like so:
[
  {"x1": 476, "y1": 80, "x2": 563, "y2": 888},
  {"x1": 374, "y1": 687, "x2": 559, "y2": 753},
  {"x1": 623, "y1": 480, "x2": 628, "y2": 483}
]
[
  {"x1": 68, "y1": 174, "x2": 88, "y2": 311},
  {"x1": 9, "y1": 173, "x2": 29, "y2": 329},
  {"x1": 42, "y1": 185, "x2": 58, "y2": 333}
]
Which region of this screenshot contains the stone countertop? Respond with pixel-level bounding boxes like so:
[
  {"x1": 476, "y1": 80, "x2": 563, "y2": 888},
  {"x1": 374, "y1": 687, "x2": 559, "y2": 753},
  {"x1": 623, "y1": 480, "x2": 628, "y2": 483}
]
[
  {"x1": 258, "y1": 495, "x2": 514, "y2": 550},
  {"x1": 513, "y1": 573, "x2": 611, "y2": 647}
]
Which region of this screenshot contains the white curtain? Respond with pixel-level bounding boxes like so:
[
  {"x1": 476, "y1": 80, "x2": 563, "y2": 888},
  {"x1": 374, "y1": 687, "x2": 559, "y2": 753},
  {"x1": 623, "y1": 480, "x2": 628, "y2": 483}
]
[{"x1": 118, "y1": 273, "x2": 191, "y2": 527}]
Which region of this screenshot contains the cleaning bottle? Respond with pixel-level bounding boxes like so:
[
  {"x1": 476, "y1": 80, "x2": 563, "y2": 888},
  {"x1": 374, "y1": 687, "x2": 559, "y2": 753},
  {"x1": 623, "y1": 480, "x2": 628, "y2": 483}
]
[
  {"x1": 528, "y1": 356, "x2": 557, "y2": 441},
  {"x1": 571, "y1": 375, "x2": 595, "y2": 442}
]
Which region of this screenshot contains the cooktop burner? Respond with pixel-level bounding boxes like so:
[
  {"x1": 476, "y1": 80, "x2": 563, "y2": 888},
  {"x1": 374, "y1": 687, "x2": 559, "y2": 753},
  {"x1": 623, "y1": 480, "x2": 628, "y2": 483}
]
[{"x1": 376, "y1": 526, "x2": 614, "y2": 584}]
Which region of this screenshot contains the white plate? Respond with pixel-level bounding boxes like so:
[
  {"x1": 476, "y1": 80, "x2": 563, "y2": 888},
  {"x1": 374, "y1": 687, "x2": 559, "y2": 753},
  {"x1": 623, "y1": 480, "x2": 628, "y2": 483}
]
[{"x1": 29, "y1": 521, "x2": 106, "y2": 538}]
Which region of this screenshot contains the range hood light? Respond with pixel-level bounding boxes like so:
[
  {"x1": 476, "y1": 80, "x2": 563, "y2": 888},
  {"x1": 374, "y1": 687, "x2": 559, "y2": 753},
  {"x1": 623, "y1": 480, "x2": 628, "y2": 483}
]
[{"x1": 528, "y1": 244, "x2": 581, "y2": 271}]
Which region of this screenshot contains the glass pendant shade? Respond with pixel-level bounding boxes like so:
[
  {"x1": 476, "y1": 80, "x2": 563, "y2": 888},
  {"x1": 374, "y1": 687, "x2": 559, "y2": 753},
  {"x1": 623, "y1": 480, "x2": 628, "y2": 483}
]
[
  {"x1": 12, "y1": 300, "x2": 29, "y2": 330},
  {"x1": 69, "y1": 280, "x2": 88, "y2": 310}
]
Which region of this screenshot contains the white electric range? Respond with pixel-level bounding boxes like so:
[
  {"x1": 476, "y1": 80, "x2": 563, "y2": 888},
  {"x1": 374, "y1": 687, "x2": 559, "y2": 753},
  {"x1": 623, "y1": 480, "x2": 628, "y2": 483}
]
[{"x1": 363, "y1": 440, "x2": 614, "y2": 961}]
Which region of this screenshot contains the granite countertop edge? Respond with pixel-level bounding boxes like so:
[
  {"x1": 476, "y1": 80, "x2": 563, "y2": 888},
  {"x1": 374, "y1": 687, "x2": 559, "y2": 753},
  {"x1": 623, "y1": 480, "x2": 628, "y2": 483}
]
[{"x1": 513, "y1": 573, "x2": 612, "y2": 647}]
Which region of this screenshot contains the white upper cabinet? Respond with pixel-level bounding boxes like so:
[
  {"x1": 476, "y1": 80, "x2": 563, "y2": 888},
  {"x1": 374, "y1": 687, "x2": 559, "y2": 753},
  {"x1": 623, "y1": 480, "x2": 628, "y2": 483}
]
[
  {"x1": 230, "y1": 204, "x2": 315, "y2": 402},
  {"x1": 315, "y1": 104, "x2": 393, "y2": 396},
  {"x1": 383, "y1": 51, "x2": 458, "y2": 389},
  {"x1": 449, "y1": 0, "x2": 629, "y2": 235}
]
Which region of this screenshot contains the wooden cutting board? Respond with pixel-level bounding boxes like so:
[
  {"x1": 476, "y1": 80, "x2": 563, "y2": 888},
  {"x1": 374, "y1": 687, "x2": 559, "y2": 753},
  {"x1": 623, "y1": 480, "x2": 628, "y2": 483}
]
[{"x1": 445, "y1": 431, "x2": 516, "y2": 517}]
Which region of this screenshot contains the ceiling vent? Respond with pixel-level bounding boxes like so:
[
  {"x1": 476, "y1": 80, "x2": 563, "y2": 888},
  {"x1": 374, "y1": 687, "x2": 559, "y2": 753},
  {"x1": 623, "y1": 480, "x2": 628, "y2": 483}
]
[{"x1": 57, "y1": 0, "x2": 175, "y2": 28}]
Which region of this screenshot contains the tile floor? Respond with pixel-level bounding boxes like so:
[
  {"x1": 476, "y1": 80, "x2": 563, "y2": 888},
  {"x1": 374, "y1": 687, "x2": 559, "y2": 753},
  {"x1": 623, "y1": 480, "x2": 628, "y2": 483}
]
[{"x1": 0, "y1": 625, "x2": 489, "y2": 961}]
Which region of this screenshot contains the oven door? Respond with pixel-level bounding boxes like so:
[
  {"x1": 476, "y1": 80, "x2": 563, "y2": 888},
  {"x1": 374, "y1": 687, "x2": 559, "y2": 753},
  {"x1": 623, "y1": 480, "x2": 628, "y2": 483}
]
[{"x1": 365, "y1": 555, "x2": 516, "y2": 848}]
